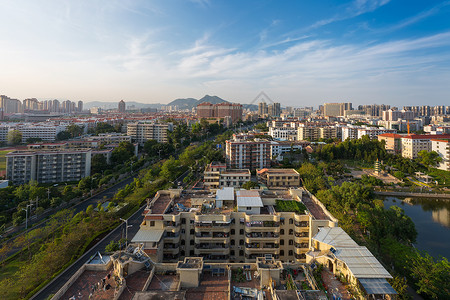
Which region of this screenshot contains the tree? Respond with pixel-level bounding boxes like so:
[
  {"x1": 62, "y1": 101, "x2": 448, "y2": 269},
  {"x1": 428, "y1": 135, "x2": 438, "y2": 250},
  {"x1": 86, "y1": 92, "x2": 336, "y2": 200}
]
[
  {"x1": 111, "y1": 141, "x2": 135, "y2": 164},
  {"x1": 105, "y1": 240, "x2": 120, "y2": 252},
  {"x1": 417, "y1": 150, "x2": 442, "y2": 168},
  {"x1": 56, "y1": 130, "x2": 71, "y2": 140},
  {"x1": 66, "y1": 124, "x2": 83, "y2": 138},
  {"x1": 7, "y1": 130, "x2": 22, "y2": 145},
  {"x1": 242, "y1": 181, "x2": 259, "y2": 190},
  {"x1": 394, "y1": 171, "x2": 406, "y2": 180},
  {"x1": 91, "y1": 154, "x2": 108, "y2": 174}
]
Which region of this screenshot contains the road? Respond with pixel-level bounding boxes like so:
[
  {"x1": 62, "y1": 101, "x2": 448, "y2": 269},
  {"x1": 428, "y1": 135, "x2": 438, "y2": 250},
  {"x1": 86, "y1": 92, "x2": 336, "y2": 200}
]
[
  {"x1": 1, "y1": 174, "x2": 137, "y2": 261},
  {"x1": 31, "y1": 204, "x2": 146, "y2": 300}
]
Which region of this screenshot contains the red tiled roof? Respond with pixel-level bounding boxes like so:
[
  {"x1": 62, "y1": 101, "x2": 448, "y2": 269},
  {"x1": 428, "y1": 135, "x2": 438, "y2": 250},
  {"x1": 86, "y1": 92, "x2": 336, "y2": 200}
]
[
  {"x1": 378, "y1": 133, "x2": 403, "y2": 138},
  {"x1": 402, "y1": 134, "x2": 450, "y2": 140}
]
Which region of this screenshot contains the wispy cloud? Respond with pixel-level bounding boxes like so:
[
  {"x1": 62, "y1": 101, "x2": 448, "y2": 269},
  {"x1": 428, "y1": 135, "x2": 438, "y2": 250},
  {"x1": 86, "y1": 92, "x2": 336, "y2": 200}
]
[{"x1": 382, "y1": 1, "x2": 450, "y2": 32}]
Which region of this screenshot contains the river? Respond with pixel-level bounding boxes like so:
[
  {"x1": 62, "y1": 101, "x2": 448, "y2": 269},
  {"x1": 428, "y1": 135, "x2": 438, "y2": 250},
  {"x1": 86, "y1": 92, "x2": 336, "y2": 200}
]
[{"x1": 383, "y1": 196, "x2": 450, "y2": 260}]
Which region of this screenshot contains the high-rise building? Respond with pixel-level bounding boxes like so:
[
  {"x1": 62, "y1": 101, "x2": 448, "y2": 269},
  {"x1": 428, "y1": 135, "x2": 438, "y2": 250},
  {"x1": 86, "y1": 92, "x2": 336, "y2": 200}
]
[
  {"x1": 0, "y1": 95, "x2": 23, "y2": 114},
  {"x1": 258, "y1": 102, "x2": 268, "y2": 116},
  {"x1": 52, "y1": 99, "x2": 60, "y2": 112},
  {"x1": 268, "y1": 103, "x2": 281, "y2": 117},
  {"x1": 118, "y1": 100, "x2": 126, "y2": 113},
  {"x1": 78, "y1": 100, "x2": 83, "y2": 112},
  {"x1": 225, "y1": 139, "x2": 270, "y2": 170},
  {"x1": 323, "y1": 102, "x2": 352, "y2": 117}
]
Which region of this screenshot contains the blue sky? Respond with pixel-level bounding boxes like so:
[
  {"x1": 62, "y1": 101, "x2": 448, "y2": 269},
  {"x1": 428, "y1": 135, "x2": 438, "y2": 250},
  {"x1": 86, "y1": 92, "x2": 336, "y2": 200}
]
[{"x1": 0, "y1": 0, "x2": 449, "y2": 107}]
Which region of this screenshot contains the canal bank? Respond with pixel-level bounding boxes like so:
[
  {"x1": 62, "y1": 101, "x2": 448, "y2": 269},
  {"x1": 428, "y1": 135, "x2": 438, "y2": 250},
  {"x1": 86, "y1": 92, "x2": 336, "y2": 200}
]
[{"x1": 382, "y1": 196, "x2": 450, "y2": 260}]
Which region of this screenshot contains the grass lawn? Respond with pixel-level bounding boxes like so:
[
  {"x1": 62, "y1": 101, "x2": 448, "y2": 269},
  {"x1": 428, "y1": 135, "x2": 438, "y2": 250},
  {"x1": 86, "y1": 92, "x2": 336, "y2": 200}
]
[
  {"x1": 0, "y1": 150, "x2": 10, "y2": 171},
  {"x1": 427, "y1": 168, "x2": 450, "y2": 188},
  {"x1": 275, "y1": 200, "x2": 307, "y2": 213}
]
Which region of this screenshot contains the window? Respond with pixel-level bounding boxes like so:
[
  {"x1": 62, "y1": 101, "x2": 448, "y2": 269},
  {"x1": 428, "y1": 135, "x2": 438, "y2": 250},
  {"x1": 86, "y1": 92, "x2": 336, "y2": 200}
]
[
  {"x1": 289, "y1": 229, "x2": 293, "y2": 235},
  {"x1": 247, "y1": 207, "x2": 252, "y2": 210},
  {"x1": 190, "y1": 240, "x2": 194, "y2": 245},
  {"x1": 231, "y1": 240, "x2": 235, "y2": 246},
  {"x1": 181, "y1": 229, "x2": 185, "y2": 234},
  {"x1": 150, "y1": 221, "x2": 155, "y2": 227},
  {"x1": 239, "y1": 250, "x2": 244, "y2": 256},
  {"x1": 280, "y1": 250, "x2": 285, "y2": 256},
  {"x1": 280, "y1": 229, "x2": 285, "y2": 235},
  {"x1": 231, "y1": 250, "x2": 235, "y2": 256},
  {"x1": 240, "y1": 229, "x2": 244, "y2": 235},
  {"x1": 231, "y1": 229, "x2": 235, "y2": 235},
  {"x1": 280, "y1": 239, "x2": 284, "y2": 245},
  {"x1": 181, "y1": 240, "x2": 185, "y2": 245},
  {"x1": 289, "y1": 240, "x2": 294, "y2": 245},
  {"x1": 239, "y1": 239, "x2": 244, "y2": 245},
  {"x1": 181, "y1": 218, "x2": 186, "y2": 224},
  {"x1": 190, "y1": 250, "x2": 194, "y2": 256},
  {"x1": 289, "y1": 218, "x2": 293, "y2": 224},
  {"x1": 289, "y1": 250, "x2": 293, "y2": 256},
  {"x1": 190, "y1": 229, "x2": 195, "y2": 235}
]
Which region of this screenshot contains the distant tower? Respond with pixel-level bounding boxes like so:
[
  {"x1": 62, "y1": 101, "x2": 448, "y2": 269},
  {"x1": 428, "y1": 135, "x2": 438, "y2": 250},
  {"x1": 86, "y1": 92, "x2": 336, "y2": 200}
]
[
  {"x1": 78, "y1": 100, "x2": 83, "y2": 112},
  {"x1": 374, "y1": 159, "x2": 381, "y2": 175},
  {"x1": 118, "y1": 100, "x2": 126, "y2": 113}
]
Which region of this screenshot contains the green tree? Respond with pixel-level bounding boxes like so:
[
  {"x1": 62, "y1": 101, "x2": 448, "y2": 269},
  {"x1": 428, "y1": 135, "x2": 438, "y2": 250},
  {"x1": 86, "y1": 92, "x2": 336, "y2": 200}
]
[
  {"x1": 105, "y1": 240, "x2": 120, "y2": 252},
  {"x1": 160, "y1": 157, "x2": 181, "y2": 181},
  {"x1": 66, "y1": 124, "x2": 83, "y2": 138},
  {"x1": 56, "y1": 130, "x2": 71, "y2": 140},
  {"x1": 91, "y1": 154, "x2": 108, "y2": 174},
  {"x1": 111, "y1": 141, "x2": 135, "y2": 164},
  {"x1": 416, "y1": 150, "x2": 442, "y2": 168},
  {"x1": 93, "y1": 122, "x2": 117, "y2": 134},
  {"x1": 25, "y1": 137, "x2": 43, "y2": 143},
  {"x1": 7, "y1": 130, "x2": 22, "y2": 145},
  {"x1": 242, "y1": 181, "x2": 259, "y2": 190}
]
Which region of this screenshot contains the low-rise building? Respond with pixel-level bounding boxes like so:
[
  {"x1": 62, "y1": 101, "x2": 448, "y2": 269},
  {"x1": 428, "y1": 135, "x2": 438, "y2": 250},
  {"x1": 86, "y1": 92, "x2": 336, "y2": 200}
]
[
  {"x1": 268, "y1": 127, "x2": 298, "y2": 141},
  {"x1": 219, "y1": 169, "x2": 251, "y2": 188},
  {"x1": 257, "y1": 168, "x2": 300, "y2": 188},
  {"x1": 270, "y1": 140, "x2": 310, "y2": 160}
]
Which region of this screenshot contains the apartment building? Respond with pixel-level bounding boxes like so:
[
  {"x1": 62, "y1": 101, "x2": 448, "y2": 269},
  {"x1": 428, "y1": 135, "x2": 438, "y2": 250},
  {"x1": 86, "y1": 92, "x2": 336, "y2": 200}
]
[
  {"x1": 87, "y1": 133, "x2": 132, "y2": 144},
  {"x1": 378, "y1": 133, "x2": 403, "y2": 154},
  {"x1": 357, "y1": 127, "x2": 396, "y2": 140},
  {"x1": 297, "y1": 126, "x2": 320, "y2": 141},
  {"x1": 203, "y1": 162, "x2": 251, "y2": 189},
  {"x1": 257, "y1": 168, "x2": 300, "y2": 188},
  {"x1": 17, "y1": 123, "x2": 67, "y2": 142},
  {"x1": 323, "y1": 102, "x2": 352, "y2": 117},
  {"x1": 196, "y1": 102, "x2": 243, "y2": 123},
  {"x1": 270, "y1": 140, "x2": 310, "y2": 160},
  {"x1": 127, "y1": 121, "x2": 173, "y2": 144},
  {"x1": 133, "y1": 188, "x2": 337, "y2": 264},
  {"x1": 0, "y1": 95, "x2": 23, "y2": 114},
  {"x1": 400, "y1": 134, "x2": 449, "y2": 159},
  {"x1": 6, "y1": 149, "x2": 91, "y2": 184},
  {"x1": 268, "y1": 127, "x2": 298, "y2": 141},
  {"x1": 225, "y1": 139, "x2": 270, "y2": 170},
  {"x1": 431, "y1": 139, "x2": 450, "y2": 171}
]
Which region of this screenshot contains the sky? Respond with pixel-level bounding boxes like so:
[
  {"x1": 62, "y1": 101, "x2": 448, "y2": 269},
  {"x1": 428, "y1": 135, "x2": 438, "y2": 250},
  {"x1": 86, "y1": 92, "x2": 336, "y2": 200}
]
[{"x1": 0, "y1": 0, "x2": 449, "y2": 107}]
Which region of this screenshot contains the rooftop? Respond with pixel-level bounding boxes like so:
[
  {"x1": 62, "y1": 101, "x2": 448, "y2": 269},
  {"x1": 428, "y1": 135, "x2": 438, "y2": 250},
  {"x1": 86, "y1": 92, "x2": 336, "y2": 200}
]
[
  {"x1": 177, "y1": 257, "x2": 203, "y2": 269},
  {"x1": 60, "y1": 269, "x2": 116, "y2": 300},
  {"x1": 236, "y1": 190, "x2": 263, "y2": 208},
  {"x1": 186, "y1": 273, "x2": 229, "y2": 300},
  {"x1": 257, "y1": 168, "x2": 299, "y2": 175}
]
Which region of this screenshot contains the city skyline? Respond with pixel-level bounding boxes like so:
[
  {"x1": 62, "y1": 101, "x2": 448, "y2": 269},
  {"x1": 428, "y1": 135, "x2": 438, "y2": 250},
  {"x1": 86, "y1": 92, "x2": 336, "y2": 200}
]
[{"x1": 1, "y1": 1, "x2": 450, "y2": 106}]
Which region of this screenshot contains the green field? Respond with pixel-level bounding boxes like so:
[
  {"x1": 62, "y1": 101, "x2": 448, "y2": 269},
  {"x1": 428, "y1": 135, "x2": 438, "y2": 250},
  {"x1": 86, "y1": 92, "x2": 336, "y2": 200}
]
[{"x1": 0, "y1": 150, "x2": 9, "y2": 172}]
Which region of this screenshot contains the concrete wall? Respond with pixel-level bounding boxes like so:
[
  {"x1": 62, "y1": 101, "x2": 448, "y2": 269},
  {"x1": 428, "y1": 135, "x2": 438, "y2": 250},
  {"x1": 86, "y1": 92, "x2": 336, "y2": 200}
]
[{"x1": 51, "y1": 265, "x2": 86, "y2": 300}]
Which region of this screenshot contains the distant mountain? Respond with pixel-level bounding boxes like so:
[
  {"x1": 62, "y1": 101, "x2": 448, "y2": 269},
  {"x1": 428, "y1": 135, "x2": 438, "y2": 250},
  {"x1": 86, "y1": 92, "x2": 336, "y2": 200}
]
[
  {"x1": 85, "y1": 95, "x2": 257, "y2": 111},
  {"x1": 197, "y1": 95, "x2": 229, "y2": 105},
  {"x1": 166, "y1": 98, "x2": 199, "y2": 110}
]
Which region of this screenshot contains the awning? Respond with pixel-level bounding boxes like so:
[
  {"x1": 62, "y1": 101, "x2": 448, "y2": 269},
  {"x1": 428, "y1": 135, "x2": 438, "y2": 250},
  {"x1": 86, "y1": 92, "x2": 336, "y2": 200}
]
[{"x1": 359, "y1": 278, "x2": 397, "y2": 295}]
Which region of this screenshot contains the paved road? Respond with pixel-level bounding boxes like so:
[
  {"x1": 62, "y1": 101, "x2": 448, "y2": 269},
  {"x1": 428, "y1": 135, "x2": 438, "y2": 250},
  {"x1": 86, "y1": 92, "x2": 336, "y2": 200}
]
[
  {"x1": 31, "y1": 205, "x2": 146, "y2": 300},
  {"x1": 1, "y1": 174, "x2": 137, "y2": 261}
]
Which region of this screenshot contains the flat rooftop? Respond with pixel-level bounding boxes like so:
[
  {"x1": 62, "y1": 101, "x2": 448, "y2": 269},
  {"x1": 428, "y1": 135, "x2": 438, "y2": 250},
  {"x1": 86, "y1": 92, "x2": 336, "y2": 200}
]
[
  {"x1": 147, "y1": 274, "x2": 180, "y2": 291},
  {"x1": 301, "y1": 193, "x2": 332, "y2": 221},
  {"x1": 60, "y1": 269, "x2": 116, "y2": 300},
  {"x1": 185, "y1": 273, "x2": 229, "y2": 300},
  {"x1": 257, "y1": 168, "x2": 299, "y2": 175}
]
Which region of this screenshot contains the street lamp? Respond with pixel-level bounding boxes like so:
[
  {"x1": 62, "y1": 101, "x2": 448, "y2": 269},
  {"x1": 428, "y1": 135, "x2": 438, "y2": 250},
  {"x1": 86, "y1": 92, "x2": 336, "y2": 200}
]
[
  {"x1": 120, "y1": 218, "x2": 132, "y2": 247},
  {"x1": 22, "y1": 203, "x2": 33, "y2": 230}
]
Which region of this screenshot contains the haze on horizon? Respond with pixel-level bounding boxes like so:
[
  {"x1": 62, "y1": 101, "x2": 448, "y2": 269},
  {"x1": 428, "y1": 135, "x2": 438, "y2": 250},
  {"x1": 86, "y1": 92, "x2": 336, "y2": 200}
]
[{"x1": 1, "y1": 0, "x2": 449, "y2": 107}]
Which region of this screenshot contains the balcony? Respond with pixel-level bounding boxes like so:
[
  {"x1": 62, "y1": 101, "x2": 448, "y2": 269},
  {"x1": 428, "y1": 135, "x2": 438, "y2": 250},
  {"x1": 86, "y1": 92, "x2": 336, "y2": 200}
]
[
  {"x1": 245, "y1": 221, "x2": 279, "y2": 228},
  {"x1": 294, "y1": 221, "x2": 308, "y2": 227},
  {"x1": 294, "y1": 232, "x2": 309, "y2": 238},
  {"x1": 245, "y1": 242, "x2": 279, "y2": 249},
  {"x1": 295, "y1": 242, "x2": 309, "y2": 248},
  {"x1": 245, "y1": 232, "x2": 279, "y2": 239},
  {"x1": 195, "y1": 222, "x2": 231, "y2": 228}
]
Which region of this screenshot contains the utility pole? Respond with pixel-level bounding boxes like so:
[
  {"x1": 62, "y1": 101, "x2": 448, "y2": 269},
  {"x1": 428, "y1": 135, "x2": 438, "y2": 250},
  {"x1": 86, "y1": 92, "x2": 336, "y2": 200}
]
[
  {"x1": 47, "y1": 187, "x2": 51, "y2": 200},
  {"x1": 22, "y1": 203, "x2": 33, "y2": 230}
]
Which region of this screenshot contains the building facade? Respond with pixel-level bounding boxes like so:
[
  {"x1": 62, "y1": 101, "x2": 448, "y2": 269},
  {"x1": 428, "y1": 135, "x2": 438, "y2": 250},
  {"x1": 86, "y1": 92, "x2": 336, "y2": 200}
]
[
  {"x1": 431, "y1": 139, "x2": 450, "y2": 171},
  {"x1": 257, "y1": 169, "x2": 300, "y2": 187},
  {"x1": 6, "y1": 149, "x2": 91, "y2": 184},
  {"x1": 225, "y1": 139, "x2": 271, "y2": 170},
  {"x1": 127, "y1": 122, "x2": 173, "y2": 144}
]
